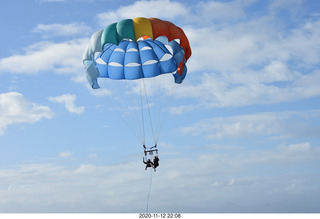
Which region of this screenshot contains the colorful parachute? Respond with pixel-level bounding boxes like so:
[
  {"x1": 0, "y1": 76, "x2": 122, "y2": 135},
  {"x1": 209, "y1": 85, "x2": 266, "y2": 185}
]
[
  {"x1": 83, "y1": 17, "x2": 191, "y2": 147},
  {"x1": 83, "y1": 17, "x2": 191, "y2": 88}
]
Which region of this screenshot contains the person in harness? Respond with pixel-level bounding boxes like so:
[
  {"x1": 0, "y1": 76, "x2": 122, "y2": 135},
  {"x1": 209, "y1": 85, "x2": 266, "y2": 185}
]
[
  {"x1": 152, "y1": 155, "x2": 159, "y2": 172},
  {"x1": 143, "y1": 157, "x2": 154, "y2": 170}
]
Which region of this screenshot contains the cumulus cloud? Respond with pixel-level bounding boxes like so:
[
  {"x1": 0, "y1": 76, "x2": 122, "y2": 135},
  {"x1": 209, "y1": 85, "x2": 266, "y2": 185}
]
[
  {"x1": 194, "y1": 0, "x2": 247, "y2": 23},
  {"x1": 89, "y1": 153, "x2": 98, "y2": 159},
  {"x1": 89, "y1": 87, "x2": 112, "y2": 97},
  {"x1": 0, "y1": 142, "x2": 319, "y2": 212},
  {"x1": 172, "y1": 2, "x2": 320, "y2": 109},
  {"x1": 174, "y1": 68, "x2": 320, "y2": 109},
  {"x1": 33, "y1": 22, "x2": 91, "y2": 38},
  {"x1": 179, "y1": 110, "x2": 320, "y2": 140},
  {"x1": 0, "y1": 38, "x2": 87, "y2": 75},
  {"x1": 59, "y1": 151, "x2": 72, "y2": 158},
  {"x1": 96, "y1": 0, "x2": 188, "y2": 27},
  {"x1": 0, "y1": 92, "x2": 54, "y2": 135},
  {"x1": 48, "y1": 94, "x2": 84, "y2": 114}
]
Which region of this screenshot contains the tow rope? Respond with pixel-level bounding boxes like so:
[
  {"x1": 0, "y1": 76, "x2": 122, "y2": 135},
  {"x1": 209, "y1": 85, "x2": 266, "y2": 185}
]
[{"x1": 146, "y1": 168, "x2": 153, "y2": 213}]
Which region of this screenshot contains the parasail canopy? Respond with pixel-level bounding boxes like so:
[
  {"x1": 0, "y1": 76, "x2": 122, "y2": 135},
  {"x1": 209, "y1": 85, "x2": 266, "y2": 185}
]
[{"x1": 83, "y1": 17, "x2": 191, "y2": 89}]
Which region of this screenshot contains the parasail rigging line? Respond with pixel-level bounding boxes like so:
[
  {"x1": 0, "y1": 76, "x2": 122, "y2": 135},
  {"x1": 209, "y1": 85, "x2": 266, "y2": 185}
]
[
  {"x1": 142, "y1": 78, "x2": 156, "y2": 145},
  {"x1": 154, "y1": 75, "x2": 177, "y2": 144},
  {"x1": 146, "y1": 167, "x2": 153, "y2": 213},
  {"x1": 124, "y1": 79, "x2": 145, "y2": 145},
  {"x1": 139, "y1": 79, "x2": 146, "y2": 146}
]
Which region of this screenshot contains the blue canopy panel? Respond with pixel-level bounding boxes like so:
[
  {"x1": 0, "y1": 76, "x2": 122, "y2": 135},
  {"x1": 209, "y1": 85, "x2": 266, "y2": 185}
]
[
  {"x1": 94, "y1": 38, "x2": 183, "y2": 83},
  {"x1": 155, "y1": 36, "x2": 186, "y2": 84}
]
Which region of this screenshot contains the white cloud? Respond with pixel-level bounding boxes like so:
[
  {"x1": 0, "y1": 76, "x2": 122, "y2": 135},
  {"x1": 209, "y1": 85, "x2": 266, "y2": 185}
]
[
  {"x1": 89, "y1": 153, "x2": 98, "y2": 159},
  {"x1": 89, "y1": 87, "x2": 112, "y2": 97},
  {"x1": 180, "y1": 110, "x2": 320, "y2": 140},
  {"x1": 48, "y1": 94, "x2": 84, "y2": 115},
  {"x1": 168, "y1": 2, "x2": 320, "y2": 109},
  {"x1": 89, "y1": 0, "x2": 320, "y2": 111},
  {"x1": 269, "y1": 0, "x2": 303, "y2": 14},
  {"x1": 59, "y1": 151, "x2": 72, "y2": 158},
  {"x1": 33, "y1": 22, "x2": 91, "y2": 37},
  {"x1": 0, "y1": 142, "x2": 319, "y2": 212},
  {"x1": 175, "y1": 67, "x2": 320, "y2": 108},
  {"x1": 278, "y1": 142, "x2": 312, "y2": 156},
  {"x1": 186, "y1": 10, "x2": 320, "y2": 73},
  {"x1": 0, "y1": 38, "x2": 87, "y2": 75},
  {"x1": 97, "y1": 0, "x2": 188, "y2": 27},
  {"x1": 169, "y1": 104, "x2": 196, "y2": 115},
  {"x1": 194, "y1": 0, "x2": 247, "y2": 23},
  {"x1": 241, "y1": 142, "x2": 320, "y2": 167},
  {"x1": 0, "y1": 92, "x2": 54, "y2": 135}
]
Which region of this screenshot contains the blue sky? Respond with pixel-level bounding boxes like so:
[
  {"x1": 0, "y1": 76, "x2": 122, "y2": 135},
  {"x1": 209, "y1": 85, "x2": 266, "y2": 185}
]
[{"x1": 0, "y1": 0, "x2": 320, "y2": 213}]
